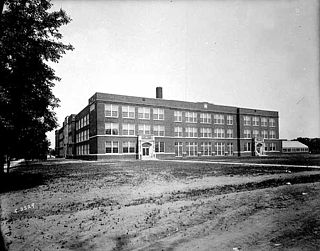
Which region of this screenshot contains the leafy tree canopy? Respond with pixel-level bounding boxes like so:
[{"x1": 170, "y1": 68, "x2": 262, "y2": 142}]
[
  {"x1": 296, "y1": 137, "x2": 320, "y2": 154},
  {"x1": 0, "y1": 0, "x2": 73, "y2": 170}
]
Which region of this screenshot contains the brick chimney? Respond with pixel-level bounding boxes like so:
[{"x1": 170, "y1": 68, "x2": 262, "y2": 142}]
[{"x1": 156, "y1": 87, "x2": 163, "y2": 99}]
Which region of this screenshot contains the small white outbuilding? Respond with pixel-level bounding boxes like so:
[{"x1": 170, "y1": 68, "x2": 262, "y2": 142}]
[{"x1": 282, "y1": 141, "x2": 309, "y2": 153}]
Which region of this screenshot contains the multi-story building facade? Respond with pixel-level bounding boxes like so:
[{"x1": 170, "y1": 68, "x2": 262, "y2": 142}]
[
  {"x1": 55, "y1": 88, "x2": 281, "y2": 160},
  {"x1": 55, "y1": 114, "x2": 76, "y2": 158}
]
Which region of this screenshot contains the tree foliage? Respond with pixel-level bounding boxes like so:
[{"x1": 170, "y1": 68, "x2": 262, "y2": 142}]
[
  {"x1": 296, "y1": 138, "x2": 320, "y2": 154},
  {"x1": 0, "y1": 0, "x2": 73, "y2": 172}
]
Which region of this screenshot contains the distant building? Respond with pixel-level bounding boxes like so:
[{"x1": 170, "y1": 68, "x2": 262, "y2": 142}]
[
  {"x1": 55, "y1": 114, "x2": 76, "y2": 158},
  {"x1": 282, "y1": 141, "x2": 309, "y2": 153},
  {"x1": 55, "y1": 87, "x2": 281, "y2": 160}
]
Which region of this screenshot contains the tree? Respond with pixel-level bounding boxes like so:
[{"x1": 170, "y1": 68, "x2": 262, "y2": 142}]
[
  {"x1": 0, "y1": 0, "x2": 73, "y2": 174},
  {"x1": 297, "y1": 137, "x2": 320, "y2": 154}
]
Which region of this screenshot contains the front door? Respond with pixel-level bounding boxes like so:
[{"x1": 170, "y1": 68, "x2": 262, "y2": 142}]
[
  {"x1": 141, "y1": 142, "x2": 153, "y2": 159},
  {"x1": 142, "y1": 147, "x2": 149, "y2": 156}
]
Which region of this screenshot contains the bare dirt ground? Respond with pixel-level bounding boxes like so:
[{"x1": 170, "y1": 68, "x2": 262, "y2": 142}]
[{"x1": 1, "y1": 155, "x2": 320, "y2": 251}]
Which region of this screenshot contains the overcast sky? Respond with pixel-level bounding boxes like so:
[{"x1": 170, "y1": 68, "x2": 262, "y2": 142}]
[{"x1": 48, "y1": 0, "x2": 319, "y2": 147}]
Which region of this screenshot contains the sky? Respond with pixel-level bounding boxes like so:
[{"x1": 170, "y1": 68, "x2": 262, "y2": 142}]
[{"x1": 48, "y1": 0, "x2": 319, "y2": 147}]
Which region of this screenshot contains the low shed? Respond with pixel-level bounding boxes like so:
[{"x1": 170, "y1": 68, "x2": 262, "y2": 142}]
[{"x1": 282, "y1": 141, "x2": 309, "y2": 153}]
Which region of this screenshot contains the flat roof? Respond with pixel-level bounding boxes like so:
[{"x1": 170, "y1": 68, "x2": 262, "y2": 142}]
[{"x1": 89, "y1": 92, "x2": 278, "y2": 116}]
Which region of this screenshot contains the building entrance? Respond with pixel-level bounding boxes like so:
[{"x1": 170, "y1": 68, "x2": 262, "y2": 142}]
[
  {"x1": 142, "y1": 146, "x2": 150, "y2": 156},
  {"x1": 254, "y1": 137, "x2": 266, "y2": 156},
  {"x1": 138, "y1": 135, "x2": 155, "y2": 160}
]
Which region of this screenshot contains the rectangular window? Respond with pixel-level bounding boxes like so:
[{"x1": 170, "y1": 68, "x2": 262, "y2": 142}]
[
  {"x1": 269, "y1": 118, "x2": 276, "y2": 127},
  {"x1": 122, "y1": 106, "x2": 135, "y2": 119},
  {"x1": 185, "y1": 112, "x2": 197, "y2": 123},
  {"x1": 244, "y1": 142, "x2": 251, "y2": 152},
  {"x1": 227, "y1": 143, "x2": 233, "y2": 156},
  {"x1": 214, "y1": 142, "x2": 225, "y2": 156},
  {"x1": 174, "y1": 127, "x2": 183, "y2": 137},
  {"x1": 262, "y1": 130, "x2": 268, "y2": 139},
  {"x1": 227, "y1": 115, "x2": 233, "y2": 125},
  {"x1": 186, "y1": 127, "x2": 198, "y2": 137},
  {"x1": 174, "y1": 111, "x2": 182, "y2": 122},
  {"x1": 153, "y1": 108, "x2": 164, "y2": 120},
  {"x1": 105, "y1": 104, "x2": 118, "y2": 118},
  {"x1": 175, "y1": 142, "x2": 183, "y2": 157},
  {"x1": 214, "y1": 128, "x2": 225, "y2": 138},
  {"x1": 138, "y1": 124, "x2": 151, "y2": 135},
  {"x1": 122, "y1": 123, "x2": 135, "y2": 136},
  {"x1": 105, "y1": 123, "x2": 119, "y2": 135},
  {"x1": 244, "y1": 116, "x2": 251, "y2": 126},
  {"x1": 155, "y1": 142, "x2": 165, "y2": 153},
  {"x1": 214, "y1": 114, "x2": 225, "y2": 125},
  {"x1": 138, "y1": 107, "x2": 150, "y2": 120},
  {"x1": 186, "y1": 142, "x2": 198, "y2": 156},
  {"x1": 269, "y1": 142, "x2": 276, "y2": 151},
  {"x1": 123, "y1": 141, "x2": 136, "y2": 153},
  {"x1": 200, "y1": 113, "x2": 211, "y2": 124},
  {"x1": 252, "y1": 117, "x2": 259, "y2": 126},
  {"x1": 200, "y1": 128, "x2": 212, "y2": 138},
  {"x1": 153, "y1": 125, "x2": 165, "y2": 136},
  {"x1": 226, "y1": 129, "x2": 233, "y2": 138},
  {"x1": 200, "y1": 142, "x2": 212, "y2": 156},
  {"x1": 244, "y1": 129, "x2": 251, "y2": 139},
  {"x1": 261, "y1": 117, "x2": 268, "y2": 127},
  {"x1": 79, "y1": 144, "x2": 90, "y2": 155},
  {"x1": 106, "y1": 141, "x2": 119, "y2": 153},
  {"x1": 82, "y1": 115, "x2": 88, "y2": 127},
  {"x1": 269, "y1": 130, "x2": 276, "y2": 139},
  {"x1": 253, "y1": 130, "x2": 259, "y2": 138}
]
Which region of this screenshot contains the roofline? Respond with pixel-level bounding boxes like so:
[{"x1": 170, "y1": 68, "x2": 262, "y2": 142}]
[{"x1": 89, "y1": 92, "x2": 278, "y2": 115}]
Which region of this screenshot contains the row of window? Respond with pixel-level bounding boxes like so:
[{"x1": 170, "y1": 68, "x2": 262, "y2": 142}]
[
  {"x1": 105, "y1": 123, "x2": 276, "y2": 139},
  {"x1": 174, "y1": 142, "x2": 234, "y2": 156},
  {"x1": 105, "y1": 141, "x2": 165, "y2": 154},
  {"x1": 244, "y1": 142, "x2": 277, "y2": 152},
  {"x1": 76, "y1": 114, "x2": 89, "y2": 130},
  {"x1": 76, "y1": 130, "x2": 89, "y2": 143},
  {"x1": 106, "y1": 123, "x2": 165, "y2": 136},
  {"x1": 106, "y1": 104, "x2": 234, "y2": 125},
  {"x1": 243, "y1": 116, "x2": 276, "y2": 127},
  {"x1": 244, "y1": 129, "x2": 276, "y2": 139},
  {"x1": 106, "y1": 105, "x2": 164, "y2": 120},
  {"x1": 283, "y1": 148, "x2": 308, "y2": 153},
  {"x1": 76, "y1": 144, "x2": 89, "y2": 155},
  {"x1": 105, "y1": 104, "x2": 277, "y2": 128},
  {"x1": 75, "y1": 141, "x2": 278, "y2": 155}
]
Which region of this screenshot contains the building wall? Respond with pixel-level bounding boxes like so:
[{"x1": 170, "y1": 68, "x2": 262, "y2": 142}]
[{"x1": 56, "y1": 91, "x2": 281, "y2": 160}]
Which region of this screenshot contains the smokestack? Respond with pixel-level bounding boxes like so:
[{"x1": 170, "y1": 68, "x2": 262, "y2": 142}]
[{"x1": 156, "y1": 87, "x2": 163, "y2": 99}]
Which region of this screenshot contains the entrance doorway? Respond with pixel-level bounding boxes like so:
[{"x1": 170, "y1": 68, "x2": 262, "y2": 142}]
[
  {"x1": 141, "y1": 142, "x2": 152, "y2": 159},
  {"x1": 142, "y1": 146, "x2": 150, "y2": 156}
]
